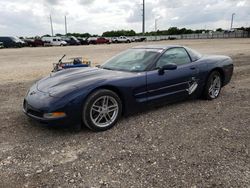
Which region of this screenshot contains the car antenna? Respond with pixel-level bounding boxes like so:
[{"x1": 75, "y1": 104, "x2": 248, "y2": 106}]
[{"x1": 59, "y1": 54, "x2": 66, "y2": 63}]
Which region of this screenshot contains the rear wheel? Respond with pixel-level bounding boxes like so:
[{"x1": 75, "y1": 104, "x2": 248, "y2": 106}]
[
  {"x1": 82, "y1": 89, "x2": 122, "y2": 131},
  {"x1": 203, "y1": 71, "x2": 222, "y2": 100}
]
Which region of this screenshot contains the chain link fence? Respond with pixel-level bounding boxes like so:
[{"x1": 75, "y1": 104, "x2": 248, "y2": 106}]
[{"x1": 144, "y1": 31, "x2": 250, "y2": 41}]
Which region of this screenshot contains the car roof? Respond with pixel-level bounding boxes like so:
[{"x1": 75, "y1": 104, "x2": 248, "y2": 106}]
[
  {"x1": 132, "y1": 45, "x2": 183, "y2": 50},
  {"x1": 0, "y1": 36, "x2": 14, "y2": 38}
]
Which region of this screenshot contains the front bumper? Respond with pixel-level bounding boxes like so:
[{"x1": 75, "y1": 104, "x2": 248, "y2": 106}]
[
  {"x1": 23, "y1": 82, "x2": 84, "y2": 128},
  {"x1": 23, "y1": 99, "x2": 68, "y2": 126}
]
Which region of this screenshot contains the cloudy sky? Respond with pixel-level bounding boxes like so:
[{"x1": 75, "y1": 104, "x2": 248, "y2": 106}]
[{"x1": 0, "y1": 0, "x2": 249, "y2": 36}]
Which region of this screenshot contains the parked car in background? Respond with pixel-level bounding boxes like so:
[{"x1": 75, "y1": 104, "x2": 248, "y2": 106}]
[
  {"x1": 96, "y1": 37, "x2": 110, "y2": 44},
  {"x1": 13, "y1": 36, "x2": 26, "y2": 46},
  {"x1": 224, "y1": 29, "x2": 235, "y2": 34},
  {"x1": 0, "y1": 42, "x2": 4, "y2": 48},
  {"x1": 61, "y1": 36, "x2": 80, "y2": 45},
  {"x1": 168, "y1": 36, "x2": 177, "y2": 40},
  {"x1": 77, "y1": 38, "x2": 89, "y2": 45},
  {"x1": 87, "y1": 37, "x2": 98, "y2": 44},
  {"x1": 41, "y1": 37, "x2": 67, "y2": 46},
  {"x1": 0, "y1": 36, "x2": 26, "y2": 48},
  {"x1": 24, "y1": 38, "x2": 46, "y2": 47},
  {"x1": 112, "y1": 36, "x2": 131, "y2": 43},
  {"x1": 135, "y1": 37, "x2": 147, "y2": 42}
]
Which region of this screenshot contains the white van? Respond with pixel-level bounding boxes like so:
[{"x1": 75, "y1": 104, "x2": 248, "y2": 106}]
[{"x1": 41, "y1": 37, "x2": 67, "y2": 46}]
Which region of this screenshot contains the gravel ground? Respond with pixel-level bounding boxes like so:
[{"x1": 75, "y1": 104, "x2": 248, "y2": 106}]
[{"x1": 0, "y1": 39, "x2": 249, "y2": 188}]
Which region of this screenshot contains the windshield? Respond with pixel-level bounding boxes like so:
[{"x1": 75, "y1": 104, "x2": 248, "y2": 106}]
[
  {"x1": 12, "y1": 36, "x2": 22, "y2": 42},
  {"x1": 100, "y1": 49, "x2": 161, "y2": 72},
  {"x1": 71, "y1": 36, "x2": 78, "y2": 41}
]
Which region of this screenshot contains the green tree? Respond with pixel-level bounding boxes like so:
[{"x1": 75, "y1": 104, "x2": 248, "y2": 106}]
[
  {"x1": 42, "y1": 34, "x2": 51, "y2": 37},
  {"x1": 216, "y1": 28, "x2": 223, "y2": 32},
  {"x1": 102, "y1": 30, "x2": 136, "y2": 37}
]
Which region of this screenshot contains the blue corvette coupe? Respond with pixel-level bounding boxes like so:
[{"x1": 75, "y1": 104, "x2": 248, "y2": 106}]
[{"x1": 23, "y1": 45, "x2": 233, "y2": 131}]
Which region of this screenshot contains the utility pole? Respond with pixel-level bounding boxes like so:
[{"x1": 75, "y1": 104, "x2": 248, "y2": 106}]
[
  {"x1": 65, "y1": 15, "x2": 68, "y2": 35},
  {"x1": 142, "y1": 0, "x2": 145, "y2": 35},
  {"x1": 230, "y1": 13, "x2": 236, "y2": 30},
  {"x1": 154, "y1": 18, "x2": 160, "y2": 41},
  {"x1": 154, "y1": 19, "x2": 158, "y2": 41},
  {"x1": 155, "y1": 18, "x2": 158, "y2": 32},
  {"x1": 50, "y1": 14, "x2": 54, "y2": 36}
]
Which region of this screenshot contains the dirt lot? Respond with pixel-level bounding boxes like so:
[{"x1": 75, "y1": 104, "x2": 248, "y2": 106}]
[{"x1": 0, "y1": 39, "x2": 249, "y2": 188}]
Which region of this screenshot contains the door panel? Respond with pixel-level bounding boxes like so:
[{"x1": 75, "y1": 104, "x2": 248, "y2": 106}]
[
  {"x1": 146, "y1": 63, "x2": 198, "y2": 103},
  {"x1": 145, "y1": 47, "x2": 200, "y2": 103}
]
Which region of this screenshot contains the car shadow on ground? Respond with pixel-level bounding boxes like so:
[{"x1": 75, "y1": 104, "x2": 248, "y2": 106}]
[
  {"x1": 27, "y1": 97, "x2": 200, "y2": 130},
  {"x1": 22, "y1": 95, "x2": 208, "y2": 135},
  {"x1": 12, "y1": 79, "x2": 206, "y2": 135},
  {"x1": 116, "y1": 97, "x2": 202, "y2": 128},
  {"x1": 25, "y1": 117, "x2": 92, "y2": 134}
]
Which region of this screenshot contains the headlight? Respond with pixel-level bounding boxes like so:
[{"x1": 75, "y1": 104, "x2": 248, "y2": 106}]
[{"x1": 43, "y1": 112, "x2": 66, "y2": 119}]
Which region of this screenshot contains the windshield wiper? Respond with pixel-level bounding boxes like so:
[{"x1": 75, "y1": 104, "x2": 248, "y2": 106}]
[{"x1": 101, "y1": 67, "x2": 114, "y2": 70}]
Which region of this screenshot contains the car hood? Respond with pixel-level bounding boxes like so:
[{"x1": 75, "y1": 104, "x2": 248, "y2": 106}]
[{"x1": 36, "y1": 67, "x2": 132, "y2": 97}]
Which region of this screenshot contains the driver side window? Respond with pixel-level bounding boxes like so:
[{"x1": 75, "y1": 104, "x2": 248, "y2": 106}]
[{"x1": 156, "y1": 48, "x2": 191, "y2": 68}]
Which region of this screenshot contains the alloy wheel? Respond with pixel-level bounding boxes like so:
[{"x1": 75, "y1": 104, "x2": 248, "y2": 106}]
[
  {"x1": 208, "y1": 74, "x2": 221, "y2": 99},
  {"x1": 90, "y1": 96, "x2": 119, "y2": 128}
]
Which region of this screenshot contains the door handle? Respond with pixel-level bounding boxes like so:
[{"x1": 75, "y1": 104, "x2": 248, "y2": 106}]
[{"x1": 190, "y1": 67, "x2": 196, "y2": 70}]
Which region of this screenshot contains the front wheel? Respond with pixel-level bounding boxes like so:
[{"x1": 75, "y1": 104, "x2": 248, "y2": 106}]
[
  {"x1": 203, "y1": 71, "x2": 222, "y2": 100},
  {"x1": 82, "y1": 89, "x2": 122, "y2": 131}
]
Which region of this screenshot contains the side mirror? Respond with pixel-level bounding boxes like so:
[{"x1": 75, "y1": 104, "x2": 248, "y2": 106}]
[
  {"x1": 96, "y1": 65, "x2": 101, "y2": 68},
  {"x1": 158, "y1": 63, "x2": 177, "y2": 75}
]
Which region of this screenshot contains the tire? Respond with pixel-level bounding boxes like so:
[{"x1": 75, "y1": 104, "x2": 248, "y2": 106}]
[
  {"x1": 82, "y1": 89, "x2": 122, "y2": 131},
  {"x1": 203, "y1": 71, "x2": 222, "y2": 100}
]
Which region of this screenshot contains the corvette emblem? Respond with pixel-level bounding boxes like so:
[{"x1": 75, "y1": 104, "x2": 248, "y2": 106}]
[
  {"x1": 187, "y1": 77, "x2": 198, "y2": 95},
  {"x1": 30, "y1": 91, "x2": 36, "y2": 95}
]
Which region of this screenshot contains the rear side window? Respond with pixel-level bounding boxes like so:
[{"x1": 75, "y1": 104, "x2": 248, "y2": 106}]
[
  {"x1": 156, "y1": 47, "x2": 191, "y2": 68},
  {"x1": 185, "y1": 47, "x2": 202, "y2": 62}
]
